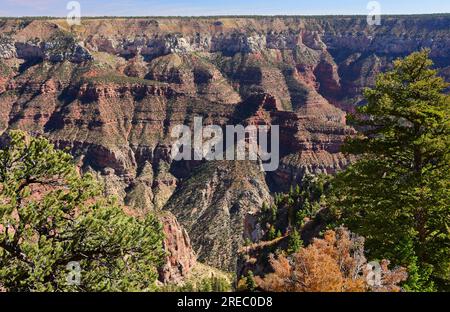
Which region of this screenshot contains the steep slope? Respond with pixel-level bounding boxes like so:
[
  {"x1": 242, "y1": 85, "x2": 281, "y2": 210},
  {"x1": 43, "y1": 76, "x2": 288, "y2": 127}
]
[{"x1": 164, "y1": 160, "x2": 272, "y2": 271}]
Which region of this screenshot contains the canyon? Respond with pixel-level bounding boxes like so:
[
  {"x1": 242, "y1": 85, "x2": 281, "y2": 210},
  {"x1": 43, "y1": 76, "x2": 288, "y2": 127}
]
[{"x1": 0, "y1": 15, "x2": 449, "y2": 281}]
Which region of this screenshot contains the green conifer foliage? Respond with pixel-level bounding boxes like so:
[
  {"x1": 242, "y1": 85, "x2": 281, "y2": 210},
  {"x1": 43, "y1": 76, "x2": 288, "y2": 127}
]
[
  {"x1": 0, "y1": 131, "x2": 164, "y2": 291},
  {"x1": 333, "y1": 50, "x2": 450, "y2": 291}
]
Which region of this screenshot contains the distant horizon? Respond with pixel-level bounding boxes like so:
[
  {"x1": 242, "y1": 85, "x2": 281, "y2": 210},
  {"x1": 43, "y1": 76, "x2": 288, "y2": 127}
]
[
  {"x1": 0, "y1": 0, "x2": 449, "y2": 17},
  {"x1": 1, "y1": 13, "x2": 450, "y2": 18}
]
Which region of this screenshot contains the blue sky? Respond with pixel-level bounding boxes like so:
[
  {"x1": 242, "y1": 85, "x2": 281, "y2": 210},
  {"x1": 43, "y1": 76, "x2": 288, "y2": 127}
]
[{"x1": 0, "y1": 0, "x2": 449, "y2": 17}]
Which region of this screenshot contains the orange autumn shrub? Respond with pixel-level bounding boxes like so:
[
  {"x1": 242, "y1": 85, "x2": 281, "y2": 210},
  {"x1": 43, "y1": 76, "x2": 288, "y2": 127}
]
[{"x1": 255, "y1": 227, "x2": 407, "y2": 292}]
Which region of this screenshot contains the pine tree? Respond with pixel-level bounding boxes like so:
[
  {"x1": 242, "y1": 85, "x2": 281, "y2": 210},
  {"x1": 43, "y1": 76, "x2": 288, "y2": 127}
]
[
  {"x1": 245, "y1": 271, "x2": 256, "y2": 291},
  {"x1": 0, "y1": 131, "x2": 164, "y2": 291},
  {"x1": 333, "y1": 50, "x2": 450, "y2": 291},
  {"x1": 270, "y1": 204, "x2": 277, "y2": 222},
  {"x1": 267, "y1": 226, "x2": 277, "y2": 240},
  {"x1": 287, "y1": 228, "x2": 302, "y2": 254}
]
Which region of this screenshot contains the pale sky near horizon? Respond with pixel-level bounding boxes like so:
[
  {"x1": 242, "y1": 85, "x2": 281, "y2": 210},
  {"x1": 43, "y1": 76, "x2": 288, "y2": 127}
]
[{"x1": 0, "y1": 0, "x2": 449, "y2": 17}]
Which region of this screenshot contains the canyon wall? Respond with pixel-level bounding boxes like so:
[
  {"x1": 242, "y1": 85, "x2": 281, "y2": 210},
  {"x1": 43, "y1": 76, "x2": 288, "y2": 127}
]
[{"x1": 0, "y1": 15, "x2": 449, "y2": 273}]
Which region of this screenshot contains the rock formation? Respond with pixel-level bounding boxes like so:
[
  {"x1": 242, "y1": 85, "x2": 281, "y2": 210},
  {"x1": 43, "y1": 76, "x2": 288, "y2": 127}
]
[{"x1": 158, "y1": 212, "x2": 197, "y2": 284}]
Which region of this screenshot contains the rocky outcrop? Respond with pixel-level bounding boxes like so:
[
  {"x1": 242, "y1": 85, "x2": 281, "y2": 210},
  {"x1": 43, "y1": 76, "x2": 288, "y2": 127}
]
[
  {"x1": 159, "y1": 212, "x2": 197, "y2": 284},
  {"x1": 0, "y1": 36, "x2": 16, "y2": 59},
  {"x1": 15, "y1": 39, "x2": 92, "y2": 64},
  {"x1": 1, "y1": 20, "x2": 91, "y2": 63}
]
